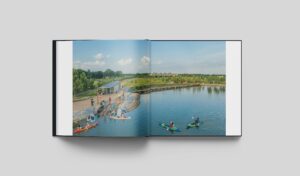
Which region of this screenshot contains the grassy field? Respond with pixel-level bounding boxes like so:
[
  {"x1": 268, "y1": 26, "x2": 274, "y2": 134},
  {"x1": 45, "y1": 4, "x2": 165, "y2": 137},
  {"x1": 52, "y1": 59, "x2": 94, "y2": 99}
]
[
  {"x1": 74, "y1": 74, "x2": 225, "y2": 100},
  {"x1": 124, "y1": 75, "x2": 225, "y2": 91}
]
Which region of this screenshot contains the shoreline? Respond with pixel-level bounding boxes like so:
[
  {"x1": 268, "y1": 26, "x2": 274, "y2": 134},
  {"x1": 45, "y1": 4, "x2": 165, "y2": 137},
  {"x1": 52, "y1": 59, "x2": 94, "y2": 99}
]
[
  {"x1": 74, "y1": 83, "x2": 225, "y2": 101},
  {"x1": 73, "y1": 91, "x2": 140, "y2": 122},
  {"x1": 134, "y1": 84, "x2": 225, "y2": 94},
  {"x1": 73, "y1": 84, "x2": 224, "y2": 115},
  {"x1": 73, "y1": 84, "x2": 224, "y2": 126}
]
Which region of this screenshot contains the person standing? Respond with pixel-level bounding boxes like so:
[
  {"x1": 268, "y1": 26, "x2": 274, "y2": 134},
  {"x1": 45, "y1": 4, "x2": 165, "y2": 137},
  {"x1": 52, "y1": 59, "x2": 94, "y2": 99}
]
[
  {"x1": 91, "y1": 98, "x2": 94, "y2": 107},
  {"x1": 96, "y1": 91, "x2": 99, "y2": 105}
]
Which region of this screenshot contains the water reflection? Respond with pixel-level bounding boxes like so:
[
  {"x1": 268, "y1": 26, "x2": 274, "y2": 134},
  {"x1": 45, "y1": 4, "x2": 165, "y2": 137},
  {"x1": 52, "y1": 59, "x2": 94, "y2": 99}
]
[
  {"x1": 206, "y1": 86, "x2": 225, "y2": 95},
  {"x1": 178, "y1": 86, "x2": 226, "y2": 96}
]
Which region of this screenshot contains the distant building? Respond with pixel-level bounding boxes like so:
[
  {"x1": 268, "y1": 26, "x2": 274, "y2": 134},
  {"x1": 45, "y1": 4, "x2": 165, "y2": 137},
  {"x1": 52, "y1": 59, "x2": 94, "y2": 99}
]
[{"x1": 99, "y1": 81, "x2": 121, "y2": 95}]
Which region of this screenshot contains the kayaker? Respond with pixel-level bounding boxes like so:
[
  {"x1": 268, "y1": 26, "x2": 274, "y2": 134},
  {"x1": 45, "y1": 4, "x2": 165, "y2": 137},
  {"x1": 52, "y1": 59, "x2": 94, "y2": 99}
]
[
  {"x1": 169, "y1": 121, "x2": 174, "y2": 128},
  {"x1": 194, "y1": 117, "x2": 200, "y2": 124}
]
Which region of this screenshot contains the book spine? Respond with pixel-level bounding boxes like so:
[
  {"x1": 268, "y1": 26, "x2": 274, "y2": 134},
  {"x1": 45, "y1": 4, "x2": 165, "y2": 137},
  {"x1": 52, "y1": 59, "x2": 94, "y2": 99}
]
[{"x1": 52, "y1": 40, "x2": 57, "y2": 136}]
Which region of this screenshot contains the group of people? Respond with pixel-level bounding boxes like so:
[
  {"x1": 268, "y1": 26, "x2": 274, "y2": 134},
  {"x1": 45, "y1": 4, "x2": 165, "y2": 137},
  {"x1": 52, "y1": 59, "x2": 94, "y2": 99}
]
[
  {"x1": 168, "y1": 117, "x2": 200, "y2": 128},
  {"x1": 90, "y1": 96, "x2": 112, "y2": 107},
  {"x1": 89, "y1": 88, "x2": 114, "y2": 107}
]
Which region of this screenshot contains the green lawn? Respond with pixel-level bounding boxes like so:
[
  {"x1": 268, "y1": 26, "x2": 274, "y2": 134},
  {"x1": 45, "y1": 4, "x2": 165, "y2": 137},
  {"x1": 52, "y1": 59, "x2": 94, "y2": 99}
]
[
  {"x1": 74, "y1": 75, "x2": 225, "y2": 100},
  {"x1": 124, "y1": 75, "x2": 225, "y2": 91}
]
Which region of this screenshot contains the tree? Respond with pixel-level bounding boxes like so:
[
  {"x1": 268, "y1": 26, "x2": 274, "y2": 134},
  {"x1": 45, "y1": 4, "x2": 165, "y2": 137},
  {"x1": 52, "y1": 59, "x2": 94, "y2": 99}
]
[
  {"x1": 104, "y1": 69, "x2": 114, "y2": 77},
  {"x1": 116, "y1": 71, "x2": 122, "y2": 77}
]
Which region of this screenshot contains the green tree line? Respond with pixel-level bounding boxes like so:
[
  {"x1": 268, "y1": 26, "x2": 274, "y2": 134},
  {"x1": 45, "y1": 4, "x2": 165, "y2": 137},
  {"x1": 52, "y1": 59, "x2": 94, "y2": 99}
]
[{"x1": 73, "y1": 69, "x2": 123, "y2": 95}]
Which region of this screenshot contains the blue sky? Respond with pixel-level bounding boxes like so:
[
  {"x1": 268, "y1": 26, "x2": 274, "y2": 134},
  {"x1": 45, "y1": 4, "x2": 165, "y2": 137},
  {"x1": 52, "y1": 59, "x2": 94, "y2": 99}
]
[
  {"x1": 151, "y1": 41, "x2": 225, "y2": 74},
  {"x1": 73, "y1": 40, "x2": 225, "y2": 74},
  {"x1": 73, "y1": 40, "x2": 150, "y2": 73}
]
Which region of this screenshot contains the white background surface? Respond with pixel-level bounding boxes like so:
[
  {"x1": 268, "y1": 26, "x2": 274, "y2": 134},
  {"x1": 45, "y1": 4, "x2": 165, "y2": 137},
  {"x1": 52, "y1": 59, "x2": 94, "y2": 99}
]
[{"x1": 0, "y1": 0, "x2": 299, "y2": 175}]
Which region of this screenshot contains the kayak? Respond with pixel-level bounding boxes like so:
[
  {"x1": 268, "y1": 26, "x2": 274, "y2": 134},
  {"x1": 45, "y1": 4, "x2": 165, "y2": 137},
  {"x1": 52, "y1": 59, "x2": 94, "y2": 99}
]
[
  {"x1": 186, "y1": 122, "x2": 200, "y2": 129},
  {"x1": 160, "y1": 123, "x2": 180, "y2": 132},
  {"x1": 73, "y1": 127, "x2": 86, "y2": 134},
  {"x1": 73, "y1": 122, "x2": 99, "y2": 134}
]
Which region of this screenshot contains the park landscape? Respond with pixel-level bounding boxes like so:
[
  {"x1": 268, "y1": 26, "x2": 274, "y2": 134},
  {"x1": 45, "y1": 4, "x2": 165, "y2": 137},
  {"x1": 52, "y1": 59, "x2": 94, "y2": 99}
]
[{"x1": 72, "y1": 40, "x2": 226, "y2": 136}]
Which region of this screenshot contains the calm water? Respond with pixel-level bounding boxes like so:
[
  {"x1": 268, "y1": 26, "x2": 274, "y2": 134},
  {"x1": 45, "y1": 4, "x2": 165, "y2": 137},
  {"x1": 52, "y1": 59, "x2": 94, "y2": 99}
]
[
  {"x1": 150, "y1": 86, "x2": 225, "y2": 136},
  {"x1": 78, "y1": 86, "x2": 225, "y2": 136}
]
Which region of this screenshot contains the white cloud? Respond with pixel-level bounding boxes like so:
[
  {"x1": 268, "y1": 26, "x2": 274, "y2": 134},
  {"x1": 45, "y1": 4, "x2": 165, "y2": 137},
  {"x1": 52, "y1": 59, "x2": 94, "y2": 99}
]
[
  {"x1": 95, "y1": 60, "x2": 106, "y2": 65},
  {"x1": 74, "y1": 52, "x2": 106, "y2": 70},
  {"x1": 118, "y1": 58, "x2": 132, "y2": 66},
  {"x1": 141, "y1": 56, "x2": 150, "y2": 66},
  {"x1": 92, "y1": 53, "x2": 106, "y2": 66},
  {"x1": 95, "y1": 53, "x2": 105, "y2": 60},
  {"x1": 74, "y1": 60, "x2": 106, "y2": 70}
]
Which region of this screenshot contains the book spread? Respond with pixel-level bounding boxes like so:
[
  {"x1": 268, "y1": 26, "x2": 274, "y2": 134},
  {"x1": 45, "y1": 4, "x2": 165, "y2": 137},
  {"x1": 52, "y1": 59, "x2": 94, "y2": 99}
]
[{"x1": 53, "y1": 40, "x2": 242, "y2": 137}]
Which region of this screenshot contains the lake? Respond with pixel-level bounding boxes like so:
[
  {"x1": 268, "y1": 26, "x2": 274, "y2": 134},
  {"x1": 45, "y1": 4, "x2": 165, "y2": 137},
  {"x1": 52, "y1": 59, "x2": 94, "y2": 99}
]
[
  {"x1": 150, "y1": 86, "x2": 225, "y2": 136},
  {"x1": 77, "y1": 86, "x2": 225, "y2": 136}
]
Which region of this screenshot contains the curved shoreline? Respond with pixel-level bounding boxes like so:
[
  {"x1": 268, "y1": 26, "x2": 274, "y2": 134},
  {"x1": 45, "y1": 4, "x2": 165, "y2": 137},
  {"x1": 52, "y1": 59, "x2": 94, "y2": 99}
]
[
  {"x1": 134, "y1": 84, "x2": 225, "y2": 94},
  {"x1": 124, "y1": 93, "x2": 140, "y2": 112},
  {"x1": 73, "y1": 84, "x2": 224, "y2": 124}
]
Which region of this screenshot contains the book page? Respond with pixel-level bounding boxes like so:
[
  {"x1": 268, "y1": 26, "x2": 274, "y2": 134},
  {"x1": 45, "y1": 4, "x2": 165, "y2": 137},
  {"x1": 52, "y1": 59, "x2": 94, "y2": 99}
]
[
  {"x1": 71, "y1": 40, "x2": 150, "y2": 136},
  {"x1": 149, "y1": 40, "x2": 241, "y2": 136}
]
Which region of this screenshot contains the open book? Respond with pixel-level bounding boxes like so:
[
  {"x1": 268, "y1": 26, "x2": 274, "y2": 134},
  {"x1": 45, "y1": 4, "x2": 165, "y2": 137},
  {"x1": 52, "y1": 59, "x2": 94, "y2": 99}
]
[{"x1": 53, "y1": 40, "x2": 242, "y2": 137}]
